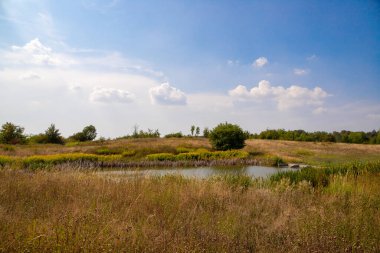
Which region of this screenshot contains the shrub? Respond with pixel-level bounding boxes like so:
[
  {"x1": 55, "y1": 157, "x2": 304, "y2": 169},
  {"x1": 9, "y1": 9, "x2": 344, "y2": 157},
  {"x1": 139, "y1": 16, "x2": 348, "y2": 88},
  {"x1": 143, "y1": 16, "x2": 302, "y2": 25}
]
[
  {"x1": 165, "y1": 132, "x2": 183, "y2": 138},
  {"x1": 0, "y1": 122, "x2": 26, "y2": 144},
  {"x1": 69, "y1": 125, "x2": 97, "y2": 142},
  {"x1": 44, "y1": 124, "x2": 65, "y2": 144},
  {"x1": 209, "y1": 123, "x2": 247, "y2": 150},
  {"x1": 146, "y1": 153, "x2": 176, "y2": 161}
]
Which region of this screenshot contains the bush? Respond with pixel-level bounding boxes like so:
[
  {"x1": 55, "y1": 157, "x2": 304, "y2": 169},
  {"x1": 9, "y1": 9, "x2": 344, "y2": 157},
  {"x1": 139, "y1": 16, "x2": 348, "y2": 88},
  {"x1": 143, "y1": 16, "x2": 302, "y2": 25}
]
[
  {"x1": 165, "y1": 132, "x2": 183, "y2": 138},
  {"x1": 69, "y1": 125, "x2": 97, "y2": 142},
  {"x1": 0, "y1": 122, "x2": 26, "y2": 144},
  {"x1": 209, "y1": 123, "x2": 247, "y2": 150}
]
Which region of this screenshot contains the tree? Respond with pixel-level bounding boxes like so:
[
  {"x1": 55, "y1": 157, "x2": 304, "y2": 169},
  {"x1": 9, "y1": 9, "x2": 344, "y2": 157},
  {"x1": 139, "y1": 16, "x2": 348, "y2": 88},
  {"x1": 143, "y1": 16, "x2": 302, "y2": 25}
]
[
  {"x1": 209, "y1": 122, "x2": 247, "y2": 150},
  {"x1": 69, "y1": 125, "x2": 97, "y2": 142},
  {"x1": 0, "y1": 122, "x2": 26, "y2": 144},
  {"x1": 195, "y1": 127, "x2": 200, "y2": 136},
  {"x1": 203, "y1": 127, "x2": 210, "y2": 138},
  {"x1": 190, "y1": 125, "x2": 195, "y2": 136},
  {"x1": 44, "y1": 124, "x2": 64, "y2": 144},
  {"x1": 82, "y1": 125, "x2": 97, "y2": 141}
]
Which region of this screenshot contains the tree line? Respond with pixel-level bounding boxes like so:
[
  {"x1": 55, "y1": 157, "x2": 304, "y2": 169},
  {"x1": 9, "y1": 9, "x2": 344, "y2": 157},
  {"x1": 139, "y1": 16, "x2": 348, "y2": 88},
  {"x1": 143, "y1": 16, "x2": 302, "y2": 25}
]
[
  {"x1": 249, "y1": 129, "x2": 380, "y2": 144},
  {"x1": 0, "y1": 121, "x2": 379, "y2": 145}
]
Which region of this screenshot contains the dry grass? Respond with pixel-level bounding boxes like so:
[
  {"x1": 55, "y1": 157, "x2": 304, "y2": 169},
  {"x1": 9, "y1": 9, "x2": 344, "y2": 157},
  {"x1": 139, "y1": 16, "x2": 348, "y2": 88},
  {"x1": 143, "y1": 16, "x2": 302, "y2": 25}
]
[
  {"x1": 2, "y1": 138, "x2": 379, "y2": 166},
  {"x1": 0, "y1": 170, "x2": 379, "y2": 252},
  {"x1": 244, "y1": 139, "x2": 380, "y2": 165}
]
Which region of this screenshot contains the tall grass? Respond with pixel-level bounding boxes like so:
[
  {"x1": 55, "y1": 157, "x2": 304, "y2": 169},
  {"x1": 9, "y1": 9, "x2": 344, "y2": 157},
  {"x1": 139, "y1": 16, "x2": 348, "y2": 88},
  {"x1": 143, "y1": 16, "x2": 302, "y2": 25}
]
[
  {"x1": 270, "y1": 161, "x2": 380, "y2": 187},
  {"x1": 0, "y1": 170, "x2": 379, "y2": 252}
]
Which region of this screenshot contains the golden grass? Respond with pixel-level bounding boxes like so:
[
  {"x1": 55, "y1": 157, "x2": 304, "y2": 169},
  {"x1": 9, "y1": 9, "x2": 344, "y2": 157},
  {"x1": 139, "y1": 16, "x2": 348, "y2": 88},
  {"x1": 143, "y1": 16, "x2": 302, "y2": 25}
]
[
  {"x1": 0, "y1": 170, "x2": 379, "y2": 252},
  {"x1": 2, "y1": 138, "x2": 379, "y2": 166}
]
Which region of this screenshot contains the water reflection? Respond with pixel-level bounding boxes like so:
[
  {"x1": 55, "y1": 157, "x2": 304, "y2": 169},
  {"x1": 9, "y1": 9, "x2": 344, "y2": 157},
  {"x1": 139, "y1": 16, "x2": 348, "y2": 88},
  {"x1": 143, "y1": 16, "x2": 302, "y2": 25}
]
[{"x1": 97, "y1": 165, "x2": 297, "y2": 179}]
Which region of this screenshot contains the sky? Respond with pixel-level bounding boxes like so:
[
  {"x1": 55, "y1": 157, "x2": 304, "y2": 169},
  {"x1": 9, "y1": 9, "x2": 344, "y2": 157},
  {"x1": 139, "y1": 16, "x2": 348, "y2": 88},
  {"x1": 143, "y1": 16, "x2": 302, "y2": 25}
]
[{"x1": 0, "y1": 0, "x2": 379, "y2": 137}]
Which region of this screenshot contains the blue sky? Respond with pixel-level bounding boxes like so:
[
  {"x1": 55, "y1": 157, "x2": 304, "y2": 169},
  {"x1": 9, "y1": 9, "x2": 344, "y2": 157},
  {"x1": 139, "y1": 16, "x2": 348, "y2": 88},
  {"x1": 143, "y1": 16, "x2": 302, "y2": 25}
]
[{"x1": 0, "y1": 0, "x2": 379, "y2": 137}]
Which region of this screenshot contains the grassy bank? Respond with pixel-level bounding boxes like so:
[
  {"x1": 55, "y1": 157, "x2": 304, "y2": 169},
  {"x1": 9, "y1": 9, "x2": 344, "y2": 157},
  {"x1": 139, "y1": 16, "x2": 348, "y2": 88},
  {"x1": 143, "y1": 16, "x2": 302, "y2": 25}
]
[
  {"x1": 0, "y1": 168, "x2": 379, "y2": 252},
  {"x1": 1, "y1": 138, "x2": 380, "y2": 168}
]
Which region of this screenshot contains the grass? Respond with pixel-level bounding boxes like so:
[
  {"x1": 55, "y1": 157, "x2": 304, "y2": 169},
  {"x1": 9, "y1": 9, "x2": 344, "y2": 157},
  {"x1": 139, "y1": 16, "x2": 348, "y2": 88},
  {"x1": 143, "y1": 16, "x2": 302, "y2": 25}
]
[
  {"x1": 1, "y1": 138, "x2": 379, "y2": 166},
  {"x1": 0, "y1": 168, "x2": 379, "y2": 252}
]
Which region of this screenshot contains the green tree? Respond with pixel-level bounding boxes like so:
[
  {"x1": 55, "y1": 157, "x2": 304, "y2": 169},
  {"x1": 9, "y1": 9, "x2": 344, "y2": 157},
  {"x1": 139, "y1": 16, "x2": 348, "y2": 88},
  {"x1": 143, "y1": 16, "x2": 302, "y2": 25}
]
[
  {"x1": 82, "y1": 125, "x2": 97, "y2": 141},
  {"x1": 69, "y1": 125, "x2": 97, "y2": 142},
  {"x1": 203, "y1": 127, "x2": 210, "y2": 138},
  {"x1": 209, "y1": 122, "x2": 247, "y2": 150},
  {"x1": 44, "y1": 124, "x2": 64, "y2": 144},
  {"x1": 195, "y1": 127, "x2": 200, "y2": 136},
  {"x1": 0, "y1": 122, "x2": 26, "y2": 144},
  {"x1": 190, "y1": 125, "x2": 195, "y2": 136}
]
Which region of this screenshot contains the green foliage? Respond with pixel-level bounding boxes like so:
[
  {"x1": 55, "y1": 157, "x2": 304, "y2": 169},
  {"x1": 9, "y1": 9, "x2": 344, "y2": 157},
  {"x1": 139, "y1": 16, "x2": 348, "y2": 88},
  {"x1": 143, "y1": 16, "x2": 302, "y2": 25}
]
[
  {"x1": 165, "y1": 132, "x2": 183, "y2": 138},
  {"x1": 0, "y1": 155, "x2": 16, "y2": 167},
  {"x1": 190, "y1": 125, "x2": 195, "y2": 136},
  {"x1": 95, "y1": 147, "x2": 122, "y2": 155},
  {"x1": 69, "y1": 125, "x2": 97, "y2": 142},
  {"x1": 121, "y1": 150, "x2": 136, "y2": 157},
  {"x1": 203, "y1": 127, "x2": 210, "y2": 138},
  {"x1": 146, "y1": 153, "x2": 176, "y2": 161},
  {"x1": 44, "y1": 124, "x2": 64, "y2": 144},
  {"x1": 209, "y1": 123, "x2": 247, "y2": 150},
  {"x1": 146, "y1": 150, "x2": 249, "y2": 161},
  {"x1": 131, "y1": 126, "x2": 160, "y2": 138},
  {"x1": 82, "y1": 125, "x2": 97, "y2": 141},
  {"x1": 251, "y1": 128, "x2": 379, "y2": 144},
  {"x1": 0, "y1": 122, "x2": 26, "y2": 144}
]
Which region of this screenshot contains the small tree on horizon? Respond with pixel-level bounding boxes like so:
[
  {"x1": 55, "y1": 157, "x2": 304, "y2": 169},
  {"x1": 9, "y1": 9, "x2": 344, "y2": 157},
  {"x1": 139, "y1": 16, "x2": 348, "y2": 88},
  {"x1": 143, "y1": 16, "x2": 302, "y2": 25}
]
[
  {"x1": 190, "y1": 125, "x2": 195, "y2": 136},
  {"x1": 44, "y1": 124, "x2": 64, "y2": 144},
  {"x1": 209, "y1": 122, "x2": 247, "y2": 150},
  {"x1": 195, "y1": 127, "x2": 200, "y2": 136}
]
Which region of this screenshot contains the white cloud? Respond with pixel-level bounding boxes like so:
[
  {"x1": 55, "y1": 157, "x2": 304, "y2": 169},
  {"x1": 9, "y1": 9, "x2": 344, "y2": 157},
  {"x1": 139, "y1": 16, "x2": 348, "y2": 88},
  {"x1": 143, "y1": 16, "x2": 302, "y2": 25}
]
[
  {"x1": 6, "y1": 38, "x2": 74, "y2": 66},
  {"x1": 227, "y1": 59, "x2": 239, "y2": 67},
  {"x1": 229, "y1": 80, "x2": 329, "y2": 111},
  {"x1": 149, "y1": 83, "x2": 187, "y2": 105},
  {"x1": 89, "y1": 87, "x2": 135, "y2": 103},
  {"x1": 307, "y1": 54, "x2": 318, "y2": 61},
  {"x1": 294, "y1": 68, "x2": 310, "y2": 76},
  {"x1": 19, "y1": 72, "x2": 41, "y2": 80},
  {"x1": 253, "y1": 57, "x2": 268, "y2": 68}
]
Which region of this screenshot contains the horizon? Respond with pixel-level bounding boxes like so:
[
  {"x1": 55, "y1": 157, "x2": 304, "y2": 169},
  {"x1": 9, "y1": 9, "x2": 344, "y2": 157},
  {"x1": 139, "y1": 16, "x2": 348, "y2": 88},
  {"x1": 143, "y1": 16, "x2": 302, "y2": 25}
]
[{"x1": 1, "y1": 1, "x2": 379, "y2": 137}]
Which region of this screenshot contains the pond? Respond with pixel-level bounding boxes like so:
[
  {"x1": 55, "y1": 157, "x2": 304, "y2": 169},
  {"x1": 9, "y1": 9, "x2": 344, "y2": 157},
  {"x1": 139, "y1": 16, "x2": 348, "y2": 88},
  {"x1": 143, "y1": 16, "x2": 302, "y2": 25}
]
[{"x1": 97, "y1": 165, "x2": 298, "y2": 179}]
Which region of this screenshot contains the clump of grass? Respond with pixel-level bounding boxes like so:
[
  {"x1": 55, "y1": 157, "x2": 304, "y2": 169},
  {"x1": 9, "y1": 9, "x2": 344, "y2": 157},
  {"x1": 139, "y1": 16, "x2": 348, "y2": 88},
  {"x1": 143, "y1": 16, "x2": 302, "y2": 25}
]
[
  {"x1": 121, "y1": 150, "x2": 136, "y2": 157},
  {"x1": 175, "y1": 147, "x2": 196, "y2": 153},
  {"x1": 146, "y1": 150, "x2": 249, "y2": 161},
  {"x1": 22, "y1": 153, "x2": 100, "y2": 169},
  {"x1": 0, "y1": 155, "x2": 16, "y2": 167},
  {"x1": 94, "y1": 147, "x2": 123, "y2": 155}
]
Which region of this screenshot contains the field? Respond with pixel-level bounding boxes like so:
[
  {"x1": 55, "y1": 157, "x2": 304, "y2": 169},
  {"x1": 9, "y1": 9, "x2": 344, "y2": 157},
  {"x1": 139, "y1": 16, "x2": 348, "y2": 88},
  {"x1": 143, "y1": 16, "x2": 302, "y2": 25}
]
[{"x1": 0, "y1": 138, "x2": 380, "y2": 252}]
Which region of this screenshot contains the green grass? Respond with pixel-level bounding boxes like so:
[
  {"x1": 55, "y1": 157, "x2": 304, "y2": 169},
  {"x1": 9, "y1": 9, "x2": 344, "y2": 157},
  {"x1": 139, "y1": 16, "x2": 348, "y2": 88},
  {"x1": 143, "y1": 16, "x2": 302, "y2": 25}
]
[{"x1": 146, "y1": 150, "x2": 249, "y2": 161}]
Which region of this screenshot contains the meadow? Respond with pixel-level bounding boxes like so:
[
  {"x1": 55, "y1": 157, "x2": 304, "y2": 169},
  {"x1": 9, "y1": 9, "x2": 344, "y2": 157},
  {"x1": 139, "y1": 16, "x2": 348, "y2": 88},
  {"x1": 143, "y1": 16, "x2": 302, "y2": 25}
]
[{"x1": 0, "y1": 138, "x2": 379, "y2": 252}]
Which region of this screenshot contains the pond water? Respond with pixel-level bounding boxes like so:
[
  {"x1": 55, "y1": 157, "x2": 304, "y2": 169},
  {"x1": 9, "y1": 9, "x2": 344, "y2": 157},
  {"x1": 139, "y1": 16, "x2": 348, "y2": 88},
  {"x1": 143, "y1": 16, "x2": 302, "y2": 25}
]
[{"x1": 97, "y1": 165, "x2": 298, "y2": 179}]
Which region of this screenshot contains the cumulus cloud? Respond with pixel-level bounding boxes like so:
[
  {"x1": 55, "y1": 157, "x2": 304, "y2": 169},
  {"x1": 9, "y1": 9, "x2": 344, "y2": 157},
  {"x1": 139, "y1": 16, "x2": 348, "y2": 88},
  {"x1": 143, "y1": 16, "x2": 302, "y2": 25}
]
[
  {"x1": 149, "y1": 83, "x2": 187, "y2": 105},
  {"x1": 253, "y1": 57, "x2": 268, "y2": 68},
  {"x1": 89, "y1": 87, "x2": 135, "y2": 103},
  {"x1": 5, "y1": 38, "x2": 75, "y2": 66},
  {"x1": 229, "y1": 80, "x2": 329, "y2": 111},
  {"x1": 293, "y1": 68, "x2": 310, "y2": 76}
]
